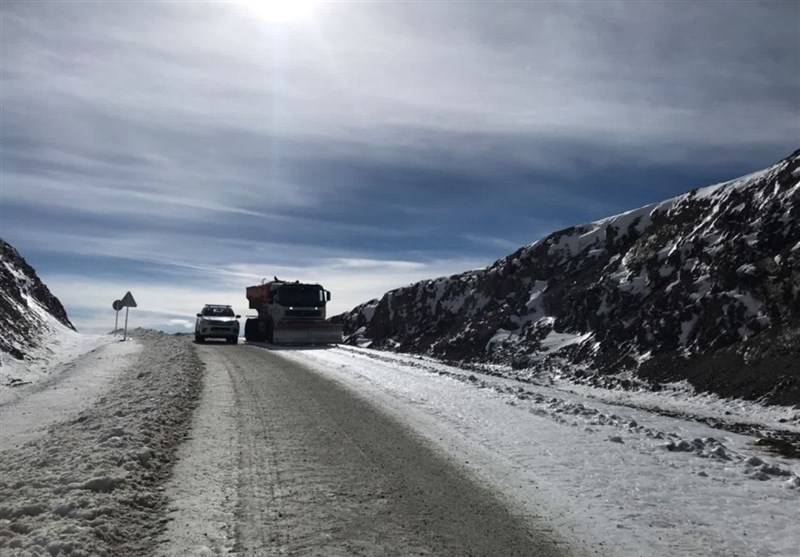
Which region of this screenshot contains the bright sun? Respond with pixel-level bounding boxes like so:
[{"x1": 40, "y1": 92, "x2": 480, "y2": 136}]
[{"x1": 240, "y1": 0, "x2": 317, "y2": 23}]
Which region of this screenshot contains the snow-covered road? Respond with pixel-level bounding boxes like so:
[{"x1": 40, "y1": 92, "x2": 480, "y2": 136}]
[
  {"x1": 2, "y1": 334, "x2": 797, "y2": 556},
  {"x1": 272, "y1": 345, "x2": 800, "y2": 557},
  {"x1": 163, "y1": 342, "x2": 568, "y2": 557}
]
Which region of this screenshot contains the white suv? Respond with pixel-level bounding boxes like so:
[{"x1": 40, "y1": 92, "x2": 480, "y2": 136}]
[{"x1": 195, "y1": 305, "x2": 240, "y2": 344}]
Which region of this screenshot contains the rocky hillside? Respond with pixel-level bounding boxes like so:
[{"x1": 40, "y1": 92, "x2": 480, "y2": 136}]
[
  {"x1": 339, "y1": 150, "x2": 800, "y2": 406},
  {"x1": 0, "y1": 238, "x2": 75, "y2": 360}
]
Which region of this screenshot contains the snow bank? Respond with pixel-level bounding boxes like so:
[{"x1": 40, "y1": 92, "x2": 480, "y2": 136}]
[
  {"x1": 156, "y1": 346, "x2": 238, "y2": 556},
  {"x1": 0, "y1": 331, "x2": 204, "y2": 557},
  {"x1": 1, "y1": 339, "x2": 141, "y2": 450}
]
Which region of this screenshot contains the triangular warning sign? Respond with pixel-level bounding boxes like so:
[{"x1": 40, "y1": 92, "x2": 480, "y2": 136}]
[{"x1": 120, "y1": 291, "x2": 138, "y2": 308}]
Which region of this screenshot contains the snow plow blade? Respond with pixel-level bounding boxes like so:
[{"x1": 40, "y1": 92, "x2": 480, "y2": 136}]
[{"x1": 272, "y1": 321, "x2": 343, "y2": 345}]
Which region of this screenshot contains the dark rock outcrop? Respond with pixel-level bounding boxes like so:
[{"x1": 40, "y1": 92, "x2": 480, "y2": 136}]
[
  {"x1": 339, "y1": 149, "x2": 800, "y2": 406},
  {"x1": 0, "y1": 238, "x2": 75, "y2": 360}
]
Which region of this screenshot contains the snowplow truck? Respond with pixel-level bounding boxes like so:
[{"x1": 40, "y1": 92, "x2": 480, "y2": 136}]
[{"x1": 244, "y1": 279, "x2": 343, "y2": 344}]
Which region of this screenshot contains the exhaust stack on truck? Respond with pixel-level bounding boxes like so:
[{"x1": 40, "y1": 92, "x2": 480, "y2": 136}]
[{"x1": 244, "y1": 279, "x2": 343, "y2": 344}]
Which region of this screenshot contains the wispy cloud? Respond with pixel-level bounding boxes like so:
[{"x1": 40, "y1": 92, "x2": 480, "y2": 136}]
[
  {"x1": 2, "y1": 1, "x2": 796, "y2": 333},
  {"x1": 4, "y1": 2, "x2": 795, "y2": 167}
]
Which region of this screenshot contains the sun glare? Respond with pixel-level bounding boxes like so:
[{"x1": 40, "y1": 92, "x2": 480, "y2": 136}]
[{"x1": 239, "y1": 0, "x2": 317, "y2": 23}]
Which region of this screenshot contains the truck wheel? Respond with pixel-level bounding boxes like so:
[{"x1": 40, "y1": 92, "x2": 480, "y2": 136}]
[
  {"x1": 228, "y1": 336, "x2": 238, "y2": 345},
  {"x1": 244, "y1": 319, "x2": 258, "y2": 342},
  {"x1": 195, "y1": 334, "x2": 204, "y2": 343}
]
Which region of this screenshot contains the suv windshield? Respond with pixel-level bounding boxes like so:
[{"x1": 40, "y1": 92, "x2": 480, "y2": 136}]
[
  {"x1": 203, "y1": 307, "x2": 235, "y2": 317},
  {"x1": 276, "y1": 285, "x2": 325, "y2": 307}
]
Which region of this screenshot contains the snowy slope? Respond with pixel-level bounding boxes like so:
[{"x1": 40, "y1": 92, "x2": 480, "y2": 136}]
[
  {"x1": 1, "y1": 237, "x2": 75, "y2": 356},
  {"x1": 0, "y1": 238, "x2": 109, "y2": 400},
  {"x1": 339, "y1": 149, "x2": 800, "y2": 406},
  {"x1": 0, "y1": 314, "x2": 112, "y2": 406}
]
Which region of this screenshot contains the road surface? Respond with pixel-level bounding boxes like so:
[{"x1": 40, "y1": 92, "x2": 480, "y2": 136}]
[{"x1": 160, "y1": 342, "x2": 571, "y2": 557}]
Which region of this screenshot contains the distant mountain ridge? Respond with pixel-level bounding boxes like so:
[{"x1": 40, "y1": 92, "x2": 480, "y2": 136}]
[
  {"x1": 0, "y1": 238, "x2": 75, "y2": 360},
  {"x1": 338, "y1": 150, "x2": 800, "y2": 406}
]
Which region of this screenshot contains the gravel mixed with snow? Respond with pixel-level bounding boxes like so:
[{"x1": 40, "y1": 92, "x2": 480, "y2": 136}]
[{"x1": 0, "y1": 331, "x2": 203, "y2": 557}]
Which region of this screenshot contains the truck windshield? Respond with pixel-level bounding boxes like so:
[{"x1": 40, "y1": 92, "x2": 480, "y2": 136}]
[{"x1": 276, "y1": 285, "x2": 325, "y2": 307}]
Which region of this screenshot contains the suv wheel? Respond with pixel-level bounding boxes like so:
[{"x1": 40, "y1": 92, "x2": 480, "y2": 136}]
[
  {"x1": 228, "y1": 336, "x2": 238, "y2": 345},
  {"x1": 195, "y1": 334, "x2": 205, "y2": 343}
]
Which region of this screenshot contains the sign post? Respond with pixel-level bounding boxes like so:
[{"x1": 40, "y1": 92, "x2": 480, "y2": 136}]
[
  {"x1": 112, "y1": 300, "x2": 122, "y2": 335},
  {"x1": 119, "y1": 292, "x2": 138, "y2": 341}
]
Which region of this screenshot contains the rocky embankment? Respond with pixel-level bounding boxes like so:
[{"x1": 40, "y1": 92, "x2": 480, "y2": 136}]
[
  {"x1": 0, "y1": 238, "x2": 75, "y2": 360},
  {"x1": 338, "y1": 150, "x2": 800, "y2": 406}
]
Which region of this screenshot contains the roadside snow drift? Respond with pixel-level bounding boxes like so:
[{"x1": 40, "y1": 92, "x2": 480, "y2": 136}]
[{"x1": 0, "y1": 331, "x2": 204, "y2": 557}]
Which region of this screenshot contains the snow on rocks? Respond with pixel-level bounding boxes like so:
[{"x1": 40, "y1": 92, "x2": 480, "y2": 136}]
[
  {"x1": 0, "y1": 238, "x2": 75, "y2": 362},
  {"x1": 0, "y1": 331, "x2": 203, "y2": 557},
  {"x1": 339, "y1": 149, "x2": 800, "y2": 406}
]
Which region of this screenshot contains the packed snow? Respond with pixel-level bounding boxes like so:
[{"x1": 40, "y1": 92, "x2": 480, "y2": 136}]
[{"x1": 156, "y1": 347, "x2": 238, "y2": 556}]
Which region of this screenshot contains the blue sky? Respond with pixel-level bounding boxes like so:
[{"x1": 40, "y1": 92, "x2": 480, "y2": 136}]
[{"x1": 1, "y1": 1, "x2": 798, "y2": 333}]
